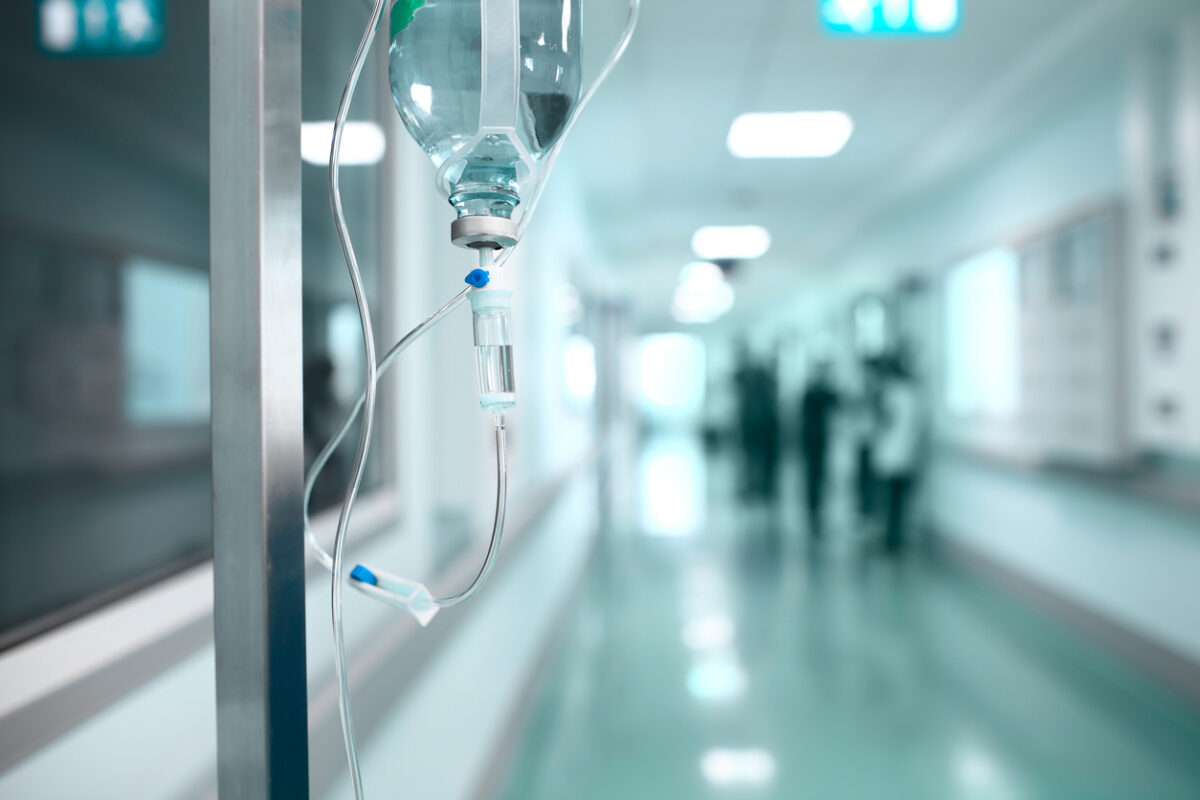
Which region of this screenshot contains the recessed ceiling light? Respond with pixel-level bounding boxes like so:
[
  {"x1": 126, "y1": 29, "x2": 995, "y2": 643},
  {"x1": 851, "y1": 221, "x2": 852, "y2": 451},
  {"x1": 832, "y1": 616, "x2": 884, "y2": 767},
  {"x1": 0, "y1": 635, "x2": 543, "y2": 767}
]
[
  {"x1": 700, "y1": 748, "x2": 777, "y2": 788},
  {"x1": 727, "y1": 111, "x2": 853, "y2": 159},
  {"x1": 673, "y1": 263, "x2": 734, "y2": 324},
  {"x1": 301, "y1": 121, "x2": 387, "y2": 166},
  {"x1": 692, "y1": 226, "x2": 771, "y2": 260},
  {"x1": 672, "y1": 280, "x2": 734, "y2": 325},
  {"x1": 678, "y1": 261, "x2": 726, "y2": 285}
]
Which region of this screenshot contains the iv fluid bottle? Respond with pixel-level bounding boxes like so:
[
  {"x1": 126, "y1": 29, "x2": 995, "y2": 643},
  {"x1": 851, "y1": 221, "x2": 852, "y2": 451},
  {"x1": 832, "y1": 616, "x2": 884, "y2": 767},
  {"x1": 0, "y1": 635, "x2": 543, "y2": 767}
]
[
  {"x1": 470, "y1": 290, "x2": 516, "y2": 412},
  {"x1": 387, "y1": 0, "x2": 582, "y2": 220}
]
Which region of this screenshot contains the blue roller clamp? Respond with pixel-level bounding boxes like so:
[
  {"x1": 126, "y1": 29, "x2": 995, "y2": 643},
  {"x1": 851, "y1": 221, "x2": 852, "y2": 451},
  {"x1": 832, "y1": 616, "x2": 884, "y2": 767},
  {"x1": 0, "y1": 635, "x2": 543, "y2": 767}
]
[{"x1": 350, "y1": 564, "x2": 378, "y2": 585}]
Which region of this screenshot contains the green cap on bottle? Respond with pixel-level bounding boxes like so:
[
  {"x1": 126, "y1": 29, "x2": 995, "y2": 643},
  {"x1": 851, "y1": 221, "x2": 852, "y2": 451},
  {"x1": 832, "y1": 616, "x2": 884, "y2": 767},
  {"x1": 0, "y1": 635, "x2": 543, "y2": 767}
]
[{"x1": 389, "y1": 0, "x2": 426, "y2": 39}]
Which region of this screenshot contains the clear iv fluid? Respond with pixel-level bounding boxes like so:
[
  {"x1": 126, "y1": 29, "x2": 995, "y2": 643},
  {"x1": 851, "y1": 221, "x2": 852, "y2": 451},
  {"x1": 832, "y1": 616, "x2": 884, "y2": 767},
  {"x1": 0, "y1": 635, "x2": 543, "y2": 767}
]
[
  {"x1": 388, "y1": 0, "x2": 582, "y2": 217},
  {"x1": 476, "y1": 344, "x2": 515, "y2": 411}
]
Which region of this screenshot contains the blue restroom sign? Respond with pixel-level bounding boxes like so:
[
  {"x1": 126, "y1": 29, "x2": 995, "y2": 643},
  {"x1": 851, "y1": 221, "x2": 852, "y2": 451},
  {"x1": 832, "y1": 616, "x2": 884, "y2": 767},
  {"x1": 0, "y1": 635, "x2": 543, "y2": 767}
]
[{"x1": 820, "y1": 0, "x2": 960, "y2": 35}]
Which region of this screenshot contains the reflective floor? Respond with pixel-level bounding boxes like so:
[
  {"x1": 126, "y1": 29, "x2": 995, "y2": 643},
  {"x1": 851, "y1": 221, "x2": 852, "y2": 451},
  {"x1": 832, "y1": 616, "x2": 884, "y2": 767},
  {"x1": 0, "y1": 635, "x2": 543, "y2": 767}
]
[{"x1": 494, "y1": 437, "x2": 1200, "y2": 800}]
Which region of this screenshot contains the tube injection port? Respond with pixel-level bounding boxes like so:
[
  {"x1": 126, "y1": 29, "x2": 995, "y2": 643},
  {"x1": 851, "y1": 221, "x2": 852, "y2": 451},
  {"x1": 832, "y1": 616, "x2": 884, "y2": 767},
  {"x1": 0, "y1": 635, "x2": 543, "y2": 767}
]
[{"x1": 470, "y1": 289, "x2": 515, "y2": 412}]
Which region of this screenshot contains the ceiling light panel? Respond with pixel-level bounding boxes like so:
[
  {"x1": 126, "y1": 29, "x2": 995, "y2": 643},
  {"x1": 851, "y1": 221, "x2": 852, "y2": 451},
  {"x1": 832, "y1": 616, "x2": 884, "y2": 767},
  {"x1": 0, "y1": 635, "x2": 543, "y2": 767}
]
[
  {"x1": 692, "y1": 226, "x2": 771, "y2": 261},
  {"x1": 727, "y1": 112, "x2": 853, "y2": 159},
  {"x1": 301, "y1": 121, "x2": 387, "y2": 166}
]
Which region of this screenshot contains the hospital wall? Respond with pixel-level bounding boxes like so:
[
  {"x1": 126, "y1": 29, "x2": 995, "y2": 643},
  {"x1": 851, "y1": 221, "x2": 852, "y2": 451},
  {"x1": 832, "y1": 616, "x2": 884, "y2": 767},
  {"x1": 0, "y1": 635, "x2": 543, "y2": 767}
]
[{"x1": 749, "y1": 61, "x2": 1200, "y2": 694}]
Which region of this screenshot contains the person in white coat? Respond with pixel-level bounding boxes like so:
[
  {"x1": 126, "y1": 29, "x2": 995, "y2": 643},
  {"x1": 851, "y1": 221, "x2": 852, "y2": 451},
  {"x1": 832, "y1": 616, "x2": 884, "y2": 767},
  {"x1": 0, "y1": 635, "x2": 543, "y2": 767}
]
[{"x1": 873, "y1": 354, "x2": 923, "y2": 554}]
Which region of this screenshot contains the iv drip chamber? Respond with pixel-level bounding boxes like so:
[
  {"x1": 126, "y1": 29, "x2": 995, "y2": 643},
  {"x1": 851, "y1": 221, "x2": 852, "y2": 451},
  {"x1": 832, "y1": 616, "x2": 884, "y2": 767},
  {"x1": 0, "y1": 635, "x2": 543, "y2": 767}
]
[{"x1": 469, "y1": 289, "x2": 516, "y2": 412}]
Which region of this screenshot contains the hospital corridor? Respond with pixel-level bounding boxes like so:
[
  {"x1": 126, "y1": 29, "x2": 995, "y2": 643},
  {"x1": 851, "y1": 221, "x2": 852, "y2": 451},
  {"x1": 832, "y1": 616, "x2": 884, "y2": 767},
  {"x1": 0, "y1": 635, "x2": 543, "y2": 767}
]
[
  {"x1": 2, "y1": 0, "x2": 1200, "y2": 798},
  {"x1": 496, "y1": 440, "x2": 1200, "y2": 800}
]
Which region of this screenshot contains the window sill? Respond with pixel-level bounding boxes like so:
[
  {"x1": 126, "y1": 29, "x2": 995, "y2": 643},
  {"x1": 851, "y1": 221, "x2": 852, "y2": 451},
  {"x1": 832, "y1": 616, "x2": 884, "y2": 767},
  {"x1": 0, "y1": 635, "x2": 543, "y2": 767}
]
[{"x1": 0, "y1": 490, "x2": 400, "y2": 771}]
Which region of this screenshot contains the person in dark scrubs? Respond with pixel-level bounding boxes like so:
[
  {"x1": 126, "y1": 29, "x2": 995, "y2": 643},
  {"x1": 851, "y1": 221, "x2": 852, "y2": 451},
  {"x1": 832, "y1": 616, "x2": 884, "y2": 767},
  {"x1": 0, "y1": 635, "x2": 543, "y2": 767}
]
[{"x1": 798, "y1": 362, "x2": 838, "y2": 539}]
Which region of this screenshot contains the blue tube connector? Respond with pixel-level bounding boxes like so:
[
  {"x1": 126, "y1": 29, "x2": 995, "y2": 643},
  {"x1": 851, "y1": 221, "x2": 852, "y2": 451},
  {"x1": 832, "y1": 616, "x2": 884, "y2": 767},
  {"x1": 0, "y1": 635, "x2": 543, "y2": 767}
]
[
  {"x1": 465, "y1": 269, "x2": 491, "y2": 288},
  {"x1": 350, "y1": 564, "x2": 378, "y2": 586}
]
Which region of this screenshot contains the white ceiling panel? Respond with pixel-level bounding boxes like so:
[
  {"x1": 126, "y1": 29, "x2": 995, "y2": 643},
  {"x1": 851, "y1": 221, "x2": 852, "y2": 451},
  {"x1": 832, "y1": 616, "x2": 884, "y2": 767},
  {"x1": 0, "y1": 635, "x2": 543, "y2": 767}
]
[{"x1": 561, "y1": 0, "x2": 1192, "y2": 327}]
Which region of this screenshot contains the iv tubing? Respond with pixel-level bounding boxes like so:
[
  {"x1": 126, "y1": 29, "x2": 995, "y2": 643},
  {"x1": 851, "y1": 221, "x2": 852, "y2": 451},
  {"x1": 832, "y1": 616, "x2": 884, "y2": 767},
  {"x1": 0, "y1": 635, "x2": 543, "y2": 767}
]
[
  {"x1": 306, "y1": 376, "x2": 508, "y2": 606},
  {"x1": 441, "y1": 413, "x2": 508, "y2": 605},
  {"x1": 303, "y1": 285, "x2": 473, "y2": 573},
  {"x1": 328, "y1": 0, "x2": 387, "y2": 796},
  {"x1": 304, "y1": 261, "x2": 509, "y2": 607},
  {"x1": 433, "y1": 249, "x2": 509, "y2": 607}
]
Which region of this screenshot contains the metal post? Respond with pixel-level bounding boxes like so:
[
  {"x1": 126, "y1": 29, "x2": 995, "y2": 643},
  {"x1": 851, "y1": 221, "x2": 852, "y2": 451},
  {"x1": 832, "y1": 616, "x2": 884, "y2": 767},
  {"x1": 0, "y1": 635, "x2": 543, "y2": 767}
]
[{"x1": 209, "y1": 0, "x2": 309, "y2": 796}]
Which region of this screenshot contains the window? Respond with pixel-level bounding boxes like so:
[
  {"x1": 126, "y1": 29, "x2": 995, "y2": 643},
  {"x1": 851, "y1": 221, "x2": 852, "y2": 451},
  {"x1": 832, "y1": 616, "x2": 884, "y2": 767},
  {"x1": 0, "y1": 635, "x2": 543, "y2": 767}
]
[
  {"x1": 943, "y1": 248, "x2": 1021, "y2": 418},
  {"x1": 0, "y1": 2, "x2": 213, "y2": 649},
  {"x1": 123, "y1": 258, "x2": 211, "y2": 426},
  {"x1": 0, "y1": 0, "x2": 395, "y2": 650},
  {"x1": 300, "y1": 0, "x2": 390, "y2": 514}
]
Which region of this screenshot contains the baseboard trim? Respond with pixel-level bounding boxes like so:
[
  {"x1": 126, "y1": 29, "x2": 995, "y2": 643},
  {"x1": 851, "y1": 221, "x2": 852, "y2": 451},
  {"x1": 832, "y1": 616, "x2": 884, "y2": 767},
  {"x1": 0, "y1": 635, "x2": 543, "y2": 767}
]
[{"x1": 932, "y1": 529, "x2": 1200, "y2": 709}]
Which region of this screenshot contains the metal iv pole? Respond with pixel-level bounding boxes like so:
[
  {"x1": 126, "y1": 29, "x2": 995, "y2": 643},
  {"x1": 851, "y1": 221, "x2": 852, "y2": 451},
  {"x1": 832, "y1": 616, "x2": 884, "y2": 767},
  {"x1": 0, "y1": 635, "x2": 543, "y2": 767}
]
[{"x1": 209, "y1": 0, "x2": 310, "y2": 796}]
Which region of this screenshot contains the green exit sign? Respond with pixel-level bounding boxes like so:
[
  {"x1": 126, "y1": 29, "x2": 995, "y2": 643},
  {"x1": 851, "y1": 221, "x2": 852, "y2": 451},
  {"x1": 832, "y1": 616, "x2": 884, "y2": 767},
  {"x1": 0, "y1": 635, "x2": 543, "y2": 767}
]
[
  {"x1": 821, "y1": 0, "x2": 959, "y2": 35},
  {"x1": 38, "y1": 0, "x2": 164, "y2": 56}
]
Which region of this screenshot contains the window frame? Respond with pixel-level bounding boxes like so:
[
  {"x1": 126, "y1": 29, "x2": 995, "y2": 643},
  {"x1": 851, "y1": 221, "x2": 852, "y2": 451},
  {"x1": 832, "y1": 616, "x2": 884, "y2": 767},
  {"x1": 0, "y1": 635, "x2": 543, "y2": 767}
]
[{"x1": 0, "y1": 35, "x2": 407, "y2": 765}]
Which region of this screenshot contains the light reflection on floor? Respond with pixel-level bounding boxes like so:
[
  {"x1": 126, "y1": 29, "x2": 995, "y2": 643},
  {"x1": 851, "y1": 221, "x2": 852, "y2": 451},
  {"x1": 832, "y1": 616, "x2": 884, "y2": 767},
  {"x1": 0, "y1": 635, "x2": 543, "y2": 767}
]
[
  {"x1": 638, "y1": 436, "x2": 707, "y2": 537},
  {"x1": 494, "y1": 436, "x2": 1200, "y2": 800}
]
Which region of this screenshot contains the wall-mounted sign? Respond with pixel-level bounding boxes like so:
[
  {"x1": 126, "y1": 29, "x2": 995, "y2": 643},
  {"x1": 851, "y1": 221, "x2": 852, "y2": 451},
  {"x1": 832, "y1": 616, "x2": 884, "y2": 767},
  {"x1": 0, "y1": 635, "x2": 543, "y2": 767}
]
[
  {"x1": 38, "y1": 0, "x2": 164, "y2": 56},
  {"x1": 820, "y1": 0, "x2": 959, "y2": 36}
]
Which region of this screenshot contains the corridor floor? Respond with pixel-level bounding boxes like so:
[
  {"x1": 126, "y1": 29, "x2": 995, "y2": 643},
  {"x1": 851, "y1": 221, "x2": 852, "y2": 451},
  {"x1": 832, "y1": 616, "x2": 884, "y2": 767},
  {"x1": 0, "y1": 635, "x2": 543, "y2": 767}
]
[{"x1": 493, "y1": 439, "x2": 1200, "y2": 800}]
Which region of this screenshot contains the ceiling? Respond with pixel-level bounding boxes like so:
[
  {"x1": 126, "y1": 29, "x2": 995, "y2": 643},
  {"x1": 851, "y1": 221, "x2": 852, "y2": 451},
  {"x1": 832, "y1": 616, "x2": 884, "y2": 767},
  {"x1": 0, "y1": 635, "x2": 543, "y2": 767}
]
[
  {"x1": 2, "y1": 0, "x2": 1191, "y2": 324},
  {"x1": 555, "y1": 0, "x2": 1191, "y2": 329}
]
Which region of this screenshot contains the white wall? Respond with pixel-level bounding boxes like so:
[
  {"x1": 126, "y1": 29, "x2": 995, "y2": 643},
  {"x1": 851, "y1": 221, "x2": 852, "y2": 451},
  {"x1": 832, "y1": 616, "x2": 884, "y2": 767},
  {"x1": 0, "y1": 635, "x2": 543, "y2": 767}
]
[
  {"x1": 743, "y1": 62, "x2": 1200, "y2": 676},
  {"x1": 928, "y1": 454, "x2": 1200, "y2": 666},
  {"x1": 759, "y1": 75, "x2": 1126, "y2": 322}
]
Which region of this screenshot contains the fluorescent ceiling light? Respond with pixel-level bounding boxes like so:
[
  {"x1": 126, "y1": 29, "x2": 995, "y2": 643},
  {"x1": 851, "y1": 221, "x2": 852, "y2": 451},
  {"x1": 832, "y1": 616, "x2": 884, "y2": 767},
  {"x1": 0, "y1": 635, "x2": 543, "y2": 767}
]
[
  {"x1": 679, "y1": 261, "x2": 726, "y2": 285},
  {"x1": 301, "y1": 121, "x2": 387, "y2": 166},
  {"x1": 727, "y1": 111, "x2": 853, "y2": 159},
  {"x1": 672, "y1": 266, "x2": 734, "y2": 325},
  {"x1": 672, "y1": 290, "x2": 733, "y2": 325},
  {"x1": 701, "y1": 749, "x2": 777, "y2": 788},
  {"x1": 692, "y1": 226, "x2": 771, "y2": 261}
]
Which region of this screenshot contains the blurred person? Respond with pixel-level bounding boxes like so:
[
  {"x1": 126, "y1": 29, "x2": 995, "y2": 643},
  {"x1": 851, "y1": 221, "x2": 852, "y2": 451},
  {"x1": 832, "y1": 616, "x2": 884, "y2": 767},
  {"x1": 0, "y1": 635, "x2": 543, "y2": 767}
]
[
  {"x1": 850, "y1": 358, "x2": 883, "y2": 529},
  {"x1": 874, "y1": 352, "x2": 924, "y2": 555},
  {"x1": 703, "y1": 374, "x2": 736, "y2": 454},
  {"x1": 757, "y1": 353, "x2": 781, "y2": 504},
  {"x1": 734, "y1": 346, "x2": 780, "y2": 504},
  {"x1": 798, "y1": 361, "x2": 838, "y2": 539}
]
